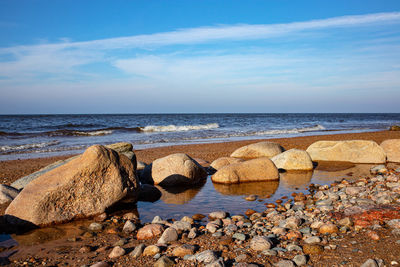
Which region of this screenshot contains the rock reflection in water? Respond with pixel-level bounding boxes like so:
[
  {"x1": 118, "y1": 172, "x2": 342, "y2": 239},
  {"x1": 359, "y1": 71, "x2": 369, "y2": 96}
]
[
  {"x1": 12, "y1": 222, "x2": 87, "y2": 246},
  {"x1": 156, "y1": 179, "x2": 206, "y2": 205},
  {"x1": 213, "y1": 180, "x2": 279, "y2": 196},
  {"x1": 279, "y1": 171, "x2": 313, "y2": 190},
  {"x1": 312, "y1": 162, "x2": 375, "y2": 183}
]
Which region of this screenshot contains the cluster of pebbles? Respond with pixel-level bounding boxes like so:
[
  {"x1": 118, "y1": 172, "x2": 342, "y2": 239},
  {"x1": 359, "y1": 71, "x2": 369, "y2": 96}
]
[{"x1": 8, "y1": 165, "x2": 400, "y2": 267}]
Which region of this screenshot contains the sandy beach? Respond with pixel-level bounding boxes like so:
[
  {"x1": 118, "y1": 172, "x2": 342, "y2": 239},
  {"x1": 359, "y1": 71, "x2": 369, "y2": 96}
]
[{"x1": 1, "y1": 130, "x2": 399, "y2": 186}]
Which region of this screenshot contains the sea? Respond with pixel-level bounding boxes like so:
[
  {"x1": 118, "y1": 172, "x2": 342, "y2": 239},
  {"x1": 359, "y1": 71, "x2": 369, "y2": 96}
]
[{"x1": 1, "y1": 113, "x2": 399, "y2": 161}]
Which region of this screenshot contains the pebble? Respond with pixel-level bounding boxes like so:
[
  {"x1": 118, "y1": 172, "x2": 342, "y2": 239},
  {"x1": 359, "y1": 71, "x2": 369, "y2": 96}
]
[
  {"x1": 286, "y1": 244, "x2": 302, "y2": 252},
  {"x1": 319, "y1": 223, "x2": 338, "y2": 234},
  {"x1": 304, "y1": 236, "x2": 321, "y2": 244},
  {"x1": 172, "y1": 221, "x2": 192, "y2": 232},
  {"x1": 129, "y1": 244, "x2": 145, "y2": 258},
  {"x1": 293, "y1": 255, "x2": 307, "y2": 266},
  {"x1": 261, "y1": 249, "x2": 277, "y2": 256},
  {"x1": 172, "y1": 244, "x2": 196, "y2": 257},
  {"x1": 122, "y1": 220, "x2": 136, "y2": 233},
  {"x1": 88, "y1": 222, "x2": 103, "y2": 232},
  {"x1": 143, "y1": 245, "x2": 160, "y2": 256},
  {"x1": 209, "y1": 211, "x2": 227, "y2": 219},
  {"x1": 90, "y1": 262, "x2": 110, "y2": 267},
  {"x1": 108, "y1": 246, "x2": 125, "y2": 258},
  {"x1": 188, "y1": 227, "x2": 197, "y2": 239},
  {"x1": 245, "y1": 194, "x2": 258, "y2": 201},
  {"x1": 192, "y1": 250, "x2": 218, "y2": 264},
  {"x1": 232, "y1": 233, "x2": 246, "y2": 241},
  {"x1": 157, "y1": 227, "x2": 178, "y2": 244},
  {"x1": 205, "y1": 258, "x2": 226, "y2": 267},
  {"x1": 154, "y1": 256, "x2": 175, "y2": 267},
  {"x1": 250, "y1": 236, "x2": 272, "y2": 251}
]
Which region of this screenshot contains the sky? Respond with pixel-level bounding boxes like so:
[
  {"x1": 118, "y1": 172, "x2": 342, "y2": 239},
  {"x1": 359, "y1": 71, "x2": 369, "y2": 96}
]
[{"x1": 0, "y1": 0, "x2": 400, "y2": 114}]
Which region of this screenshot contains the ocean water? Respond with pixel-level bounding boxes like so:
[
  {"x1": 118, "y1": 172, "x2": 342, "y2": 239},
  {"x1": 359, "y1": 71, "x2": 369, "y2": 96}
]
[{"x1": 0, "y1": 113, "x2": 399, "y2": 161}]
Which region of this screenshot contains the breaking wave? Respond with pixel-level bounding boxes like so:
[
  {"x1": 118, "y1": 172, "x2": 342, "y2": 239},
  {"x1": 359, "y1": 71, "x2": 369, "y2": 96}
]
[
  {"x1": 140, "y1": 123, "x2": 220, "y2": 132},
  {"x1": 0, "y1": 141, "x2": 60, "y2": 152}
]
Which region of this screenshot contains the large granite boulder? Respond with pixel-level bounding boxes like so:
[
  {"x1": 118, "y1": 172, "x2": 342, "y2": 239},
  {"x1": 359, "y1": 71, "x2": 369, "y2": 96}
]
[
  {"x1": 142, "y1": 153, "x2": 207, "y2": 186},
  {"x1": 380, "y1": 139, "x2": 400, "y2": 163},
  {"x1": 11, "y1": 142, "x2": 137, "y2": 190},
  {"x1": 271, "y1": 149, "x2": 313, "y2": 170},
  {"x1": 210, "y1": 157, "x2": 244, "y2": 170},
  {"x1": 0, "y1": 184, "x2": 20, "y2": 205},
  {"x1": 5, "y1": 145, "x2": 138, "y2": 226},
  {"x1": 211, "y1": 157, "x2": 279, "y2": 184},
  {"x1": 306, "y1": 140, "x2": 386, "y2": 164},
  {"x1": 230, "y1": 142, "x2": 284, "y2": 159}
]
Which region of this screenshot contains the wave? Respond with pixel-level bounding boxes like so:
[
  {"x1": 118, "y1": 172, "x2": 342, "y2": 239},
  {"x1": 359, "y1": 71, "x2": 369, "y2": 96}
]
[
  {"x1": 0, "y1": 141, "x2": 60, "y2": 152},
  {"x1": 140, "y1": 123, "x2": 220, "y2": 132},
  {"x1": 252, "y1": 124, "x2": 326, "y2": 136}
]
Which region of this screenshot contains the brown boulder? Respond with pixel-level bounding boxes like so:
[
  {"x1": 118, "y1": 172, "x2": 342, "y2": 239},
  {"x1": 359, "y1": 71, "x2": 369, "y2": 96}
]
[
  {"x1": 5, "y1": 145, "x2": 138, "y2": 226},
  {"x1": 306, "y1": 140, "x2": 386, "y2": 164},
  {"x1": 230, "y1": 142, "x2": 284, "y2": 159},
  {"x1": 210, "y1": 157, "x2": 244, "y2": 170},
  {"x1": 211, "y1": 157, "x2": 279, "y2": 184},
  {"x1": 380, "y1": 139, "x2": 400, "y2": 163},
  {"x1": 271, "y1": 149, "x2": 313, "y2": 170},
  {"x1": 143, "y1": 153, "x2": 207, "y2": 186}
]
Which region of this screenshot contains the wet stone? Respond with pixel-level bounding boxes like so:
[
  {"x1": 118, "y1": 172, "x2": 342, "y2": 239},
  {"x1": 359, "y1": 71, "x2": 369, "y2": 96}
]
[
  {"x1": 209, "y1": 211, "x2": 227, "y2": 220},
  {"x1": 130, "y1": 244, "x2": 145, "y2": 258}
]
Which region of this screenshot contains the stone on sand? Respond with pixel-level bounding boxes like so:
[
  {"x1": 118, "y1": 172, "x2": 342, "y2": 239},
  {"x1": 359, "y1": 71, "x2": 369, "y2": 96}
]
[
  {"x1": 380, "y1": 139, "x2": 400, "y2": 163},
  {"x1": 230, "y1": 141, "x2": 284, "y2": 159},
  {"x1": 5, "y1": 145, "x2": 138, "y2": 226},
  {"x1": 271, "y1": 149, "x2": 313, "y2": 171},
  {"x1": 306, "y1": 140, "x2": 386, "y2": 164},
  {"x1": 211, "y1": 157, "x2": 279, "y2": 184}
]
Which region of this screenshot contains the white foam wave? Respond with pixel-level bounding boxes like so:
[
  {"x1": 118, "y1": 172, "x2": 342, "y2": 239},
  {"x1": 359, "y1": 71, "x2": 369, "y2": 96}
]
[
  {"x1": 0, "y1": 141, "x2": 60, "y2": 152},
  {"x1": 140, "y1": 123, "x2": 219, "y2": 132},
  {"x1": 73, "y1": 130, "x2": 113, "y2": 136},
  {"x1": 253, "y1": 124, "x2": 326, "y2": 136}
]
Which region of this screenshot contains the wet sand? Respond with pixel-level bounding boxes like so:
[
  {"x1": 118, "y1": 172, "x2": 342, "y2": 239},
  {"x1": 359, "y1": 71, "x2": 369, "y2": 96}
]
[{"x1": 1, "y1": 130, "x2": 399, "y2": 186}]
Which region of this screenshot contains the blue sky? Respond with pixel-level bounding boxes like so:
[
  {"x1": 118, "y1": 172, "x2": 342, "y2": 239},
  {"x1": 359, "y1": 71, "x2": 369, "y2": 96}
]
[{"x1": 0, "y1": 0, "x2": 400, "y2": 114}]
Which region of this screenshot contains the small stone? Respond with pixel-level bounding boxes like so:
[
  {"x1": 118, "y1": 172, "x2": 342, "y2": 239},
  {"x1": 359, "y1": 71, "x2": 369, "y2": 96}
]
[
  {"x1": 137, "y1": 224, "x2": 164, "y2": 240},
  {"x1": 188, "y1": 227, "x2": 197, "y2": 239},
  {"x1": 388, "y1": 219, "x2": 400, "y2": 229},
  {"x1": 130, "y1": 244, "x2": 145, "y2": 258},
  {"x1": 122, "y1": 220, "x2": 136, "y2": 233},
  {"x1": 304, "y1": 236, "x2": 321, "y2": 244},
  {"x1": 113, "y1": 238, "x2": 127, "y2": 247},
  {"x1": 275, "y1": 260, "x2": 295, "y2": 267},
  {"x1": 233, "y1": 233, "x2": 246, "y2": 241},
  {"x1": 88, "y1": 222, "x2": 103, "y2": 231},
  {"x1": 303, "y1": 244, "x2": 324, "y2": 255},
  {"x1": 286, "y1": 230, "x2": 302, "y2": 240},
  {"x1": 181, "y1": 216, "x2": 194, "y2": 224},
  {"x1": 172, "y1": 221, "x2": 192, "y2": 232},
  {"x1": 319, "y1": 223, "x2": 338, "y2": 234},
  {"x1": 286, "y1": 244, "x2": 302, "y2": 252},
  {"x1": 209, "y1": 211, "x2": 227, "y2": 219},
  {"x1": 143, "y1": 245, "x2": 161, "y2": 256},
  {"x1": 235, "y1": 253, "x2": 248, "y2": 262},
  {"x1": 79, "y1": 246, "x2": 92, "y2": 253},
  {"x1": 370, "y1": 165, "x2": 388, "y2": 175},
  {"x1": 94, "y1": 213, "x2": 107, "y2": 222},
  {"x1": 154, "y1": 256, "x2": 174, "y2": 267},
  {"x1": 338, "y1": 217, "x2": 353, "y2": 227},
  {"x1": 172, "y1": 244, "x2": 196, "y2": 257},
  {"x1": 262, "y1": 249, "x2": 277, "y2": 256},
  {"x1": 250, "y1": 236, "x2": 272, "y2": 251},
  {"x1": 158, "y1": 227, "x2": 178, "y2": 244},
  {"x1": 152, "y1": 216, "x2": 164, "y2": 224},
  {"x1": 245, "y1": 194, "x2": 258, "y2": 201},
  {"x1": 108, "y1": 246, "x2": 125, "y2": 258},
  {"x1": 207, "y1": 222, "x2": 219, "y2": 233},
  {"x1": 205, "y1": 258, "x2": 226, "y2": 267},
  {"x1": 360, "y1": 259, "x2": 379, "y2": 267},
  {"x1": 193, "y1": 213, "x2": 206, "y2": 220},
  {"x1": 293, "y1": 255, "x2": 307, "y2": 266},
  {"x1": 195, "y1": 250, "x2": 218, "y2": 264}
]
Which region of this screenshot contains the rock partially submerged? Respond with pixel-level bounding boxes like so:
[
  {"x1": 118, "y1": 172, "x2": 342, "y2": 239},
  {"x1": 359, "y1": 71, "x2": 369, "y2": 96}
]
[
  {"x1": 11, "y1": 142, "x2": 137, "y2": 190},
  {"x1": 5, "y1": 145, "x2": 138, "y2": 226},
  {"x1": 271, "y1": 149, "x2": 313, "y2": 171},
  {"x1": 306, "y1": 140, "x2": 386, "y2": 164},
  {"x1": 211, "y1": 157, "x2": 279, "y2": 184},
  {"x1": 230, "y1": 141, "x2": 284, "y2": 159},
  {"x1": 142, "y1": 153, "x2": 207, "y2": 186}
]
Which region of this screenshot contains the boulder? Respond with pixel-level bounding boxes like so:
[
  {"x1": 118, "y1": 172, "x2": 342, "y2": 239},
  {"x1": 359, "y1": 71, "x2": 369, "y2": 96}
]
[
  {"x1": 142, "y1": 153, "x2": 207, "y2": 186},
  {"x1": 230, "y1": 142, "x2": 284, "y2": 159},
  {"x1": 210, "y1": 157, "x2": 244, "y2": 170},
  {"x1": 211, "y1": 157, "x2": 279, "y2": 184},
  {"x1": 306, "y1": 140, "x2": 386, "y2": 164},
  {"x1": 390, "y1": 125, "x2": 400, "y2": 131},
  {"x1": 271, "y1": 149, "x2": 313, "y2": 170},
  {"x1": 11, "y1": 142, "x2": 137, "y2": 190},
  {"x1": 5, "y1": 145, "x2": 138, "y2": 226},
  {"x1": 0, "y1": 184, "x2": 20, "y2": 205},
  {"x1": 380, "y1": 139, "x2": 400, "y2": 163}
]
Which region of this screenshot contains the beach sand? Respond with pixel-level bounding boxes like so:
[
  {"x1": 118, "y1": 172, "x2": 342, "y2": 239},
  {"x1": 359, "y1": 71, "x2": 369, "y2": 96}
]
[{"x1": 1, "y1": 130, "x2": 399, "y2": 186}]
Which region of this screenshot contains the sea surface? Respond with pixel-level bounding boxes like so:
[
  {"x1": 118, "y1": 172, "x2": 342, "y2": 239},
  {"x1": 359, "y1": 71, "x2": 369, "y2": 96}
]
[{"x1": 1, "y1": 113, "x2": 399, "y2": 161}]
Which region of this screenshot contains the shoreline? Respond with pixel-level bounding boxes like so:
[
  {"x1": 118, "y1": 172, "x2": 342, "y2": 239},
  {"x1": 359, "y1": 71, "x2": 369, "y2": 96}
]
[{"x1": 1, "y1": 130, "x2": 399, "y2": 186}]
